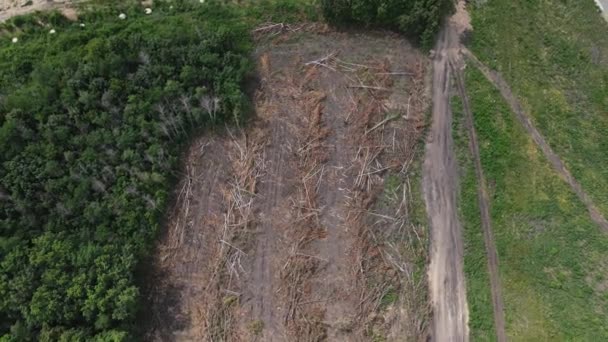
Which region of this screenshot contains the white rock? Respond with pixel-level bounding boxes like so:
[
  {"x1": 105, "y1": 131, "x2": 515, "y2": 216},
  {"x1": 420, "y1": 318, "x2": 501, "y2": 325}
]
[
  {"x1": 199, "y1": 0, "x2": 205, "y2": 3},
  {"x1": 80, "y1": 23, "x2": 85, "y2": 27},
  {"x1": 119, "y1": 13, "x2": 127, "y2": 20},
  {"x1": 12, "y1": 37, "x2": 18, "y2": 43},
  {"x1": 145, "y1": 8, "x2": 152, "y2": 14},
  {"x1": 49, "y1": 29, "x2": 56, "y2": 34}
]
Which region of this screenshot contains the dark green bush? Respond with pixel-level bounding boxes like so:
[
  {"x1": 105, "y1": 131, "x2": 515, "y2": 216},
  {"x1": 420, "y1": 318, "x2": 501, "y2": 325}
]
[
  {"x1": 0, "y1": 1, "x2": 252, "y2": 340},
  {"x1": 321, "y1": 0, "x2": 454, "y2": 47}
]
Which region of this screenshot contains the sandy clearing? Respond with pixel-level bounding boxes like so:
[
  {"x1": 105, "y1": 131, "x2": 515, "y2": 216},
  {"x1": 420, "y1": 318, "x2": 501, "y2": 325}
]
[{"x1": 252, "y1": 30, "x2": 429, "y2": 341}]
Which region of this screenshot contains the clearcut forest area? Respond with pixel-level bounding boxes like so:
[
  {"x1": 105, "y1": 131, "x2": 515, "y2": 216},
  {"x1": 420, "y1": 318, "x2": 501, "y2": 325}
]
[{"x1": 1, "y1": 0, "x2": 608, "y2": 341}]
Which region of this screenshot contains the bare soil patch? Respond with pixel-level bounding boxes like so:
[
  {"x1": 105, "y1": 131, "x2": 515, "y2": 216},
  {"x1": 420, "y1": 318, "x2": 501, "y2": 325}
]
[
  {"x1": 144, "y1": 26, "x2": 429, "y2": 341},
  {"x1": 0, "y1": 0, "x2": 81, "y2": 22}
]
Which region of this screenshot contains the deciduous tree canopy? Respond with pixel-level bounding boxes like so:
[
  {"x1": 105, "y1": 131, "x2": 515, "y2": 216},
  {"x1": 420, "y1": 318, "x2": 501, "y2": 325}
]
[
  {"x1": 322, "y1": 0, "x2": 454, "y2": 47},
  {"x1": 0, "y1": 2, "x2": 252, "y2": 340}
]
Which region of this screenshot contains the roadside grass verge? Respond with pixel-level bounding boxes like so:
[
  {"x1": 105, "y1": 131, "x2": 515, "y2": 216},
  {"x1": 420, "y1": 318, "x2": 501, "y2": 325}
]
[
  {"x1": 457, "y1": 67, "x2": 608, "y2": 340},
  {"x1": 452, "y1": 95, "x2": 496, "y2": 341},
  {"x1": 468, "y1": 0, "x2": 608, "y2": 217}
]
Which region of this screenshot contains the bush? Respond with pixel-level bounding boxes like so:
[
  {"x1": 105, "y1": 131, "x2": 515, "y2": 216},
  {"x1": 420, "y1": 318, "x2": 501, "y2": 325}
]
[
  {"x1": 321, "y1": 0, "x2": 454, "y2": 47},
  {"x1": 0, "y1": 1, "x2": 252, "y2": 339}
]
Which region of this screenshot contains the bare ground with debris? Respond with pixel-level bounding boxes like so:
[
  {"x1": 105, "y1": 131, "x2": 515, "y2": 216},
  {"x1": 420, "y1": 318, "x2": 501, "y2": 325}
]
[{"x1": 143, "y1": 26, "x2": 430, "y2": 341}]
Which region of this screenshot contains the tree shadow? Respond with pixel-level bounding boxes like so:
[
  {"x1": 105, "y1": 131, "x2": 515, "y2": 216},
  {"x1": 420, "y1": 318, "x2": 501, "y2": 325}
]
[{"x1": 135, "y1": 257, "x2": 190, "y2": 341}]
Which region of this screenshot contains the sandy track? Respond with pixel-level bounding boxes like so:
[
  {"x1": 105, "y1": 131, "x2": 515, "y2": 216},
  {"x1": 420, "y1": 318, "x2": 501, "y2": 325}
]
[
  {"x1": 452, "y1": 62, "x2": 507, "y2": 342},
  {"x1": 423, "y1": 20, "x2": 469, "y2": 342},
  {"x1": 423, "y1": 1, "x2": 476, "y2": 340},
  {"x1": 595, "y1": 0, "x2": 608, "y2": 21},
  {"x1": 464, "y1": 50, "x2": 608, "y2": 233}
]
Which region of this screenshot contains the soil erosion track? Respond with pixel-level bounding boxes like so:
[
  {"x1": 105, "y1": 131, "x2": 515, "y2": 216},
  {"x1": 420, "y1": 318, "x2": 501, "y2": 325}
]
[
  {"x1": 452, "y1": 62, "x2": 507, "y2": 342},
  {"x1": 423, "y1": 11, "x2": 469, "y2": 342},
  {"x1": 464, "y1": 51, "x2": 608, "y2": 233}
]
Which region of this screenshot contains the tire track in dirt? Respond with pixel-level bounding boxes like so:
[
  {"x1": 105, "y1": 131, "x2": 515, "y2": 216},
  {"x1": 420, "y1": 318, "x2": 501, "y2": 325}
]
[
  {"x1": 244, "y1": 56, "x2": 294, "y2": 342},
  {"x1": 144, "y1": 134, "x2": 262, "y2": 341},
  {"x1": 463, "y1": 50, "x2": 608, "y2": 233},
  {"x1": 451, "y1": 60, "x2": 507, "y2": 342},
  {"x1": 423, "y1": 3, "x2": 470, "y2": 339}
]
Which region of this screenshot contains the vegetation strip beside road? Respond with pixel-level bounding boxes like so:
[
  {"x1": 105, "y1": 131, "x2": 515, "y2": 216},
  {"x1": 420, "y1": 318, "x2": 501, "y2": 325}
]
[
  {"x1": 452, "y1": 95, "x2": 494, "y2": 341},
  {"x1": 451, "y1": 61, "x2": 506, "y2": 342}
]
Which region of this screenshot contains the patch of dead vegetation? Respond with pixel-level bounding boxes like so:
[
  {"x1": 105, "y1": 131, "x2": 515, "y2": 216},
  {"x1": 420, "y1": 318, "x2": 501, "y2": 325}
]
[{"x1": 143, "y1": 25, "x2": 430, "y2": 342}]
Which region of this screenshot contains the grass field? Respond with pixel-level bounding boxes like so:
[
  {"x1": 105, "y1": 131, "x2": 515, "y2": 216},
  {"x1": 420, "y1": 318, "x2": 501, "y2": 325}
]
[
  {"x1": 455, "y1": 67, "x2": 608, "y2": 340},
  {"x1": 469, "y1": 0, "x2": 608, "y2": 217}
]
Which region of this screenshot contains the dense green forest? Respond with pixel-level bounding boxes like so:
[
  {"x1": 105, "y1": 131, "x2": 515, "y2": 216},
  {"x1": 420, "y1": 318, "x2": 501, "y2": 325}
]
[
  {"x1": 0, "y1": 1, "x2": 253, "y2": 340},
  {"x1": 321, "y1": 0, "x2": 454, "y2": 47}
]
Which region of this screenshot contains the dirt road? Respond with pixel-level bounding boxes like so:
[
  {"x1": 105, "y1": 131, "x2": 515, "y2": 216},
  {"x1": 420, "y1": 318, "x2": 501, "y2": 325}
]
[
  {"x1": 464, "y1": 50, "x2": 608, "y2": 233},
  {"x1": 423, "y1": 4, "x2": 470, "y2": 340},
  {"x1": 452, "y1": 63, "x2": 507, "y2": 342},
  {"x1": 595, "y1": 0, "x2": 608, "y2": 21}
]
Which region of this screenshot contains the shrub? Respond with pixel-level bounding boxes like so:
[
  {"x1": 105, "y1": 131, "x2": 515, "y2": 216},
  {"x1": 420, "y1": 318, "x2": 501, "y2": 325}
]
[
  {"x1": 321, "y1": 0, "x2": 454, "y2": 47},
  {"x1": 0, "y1": 2, "x2": 252, "y2": 339}
]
